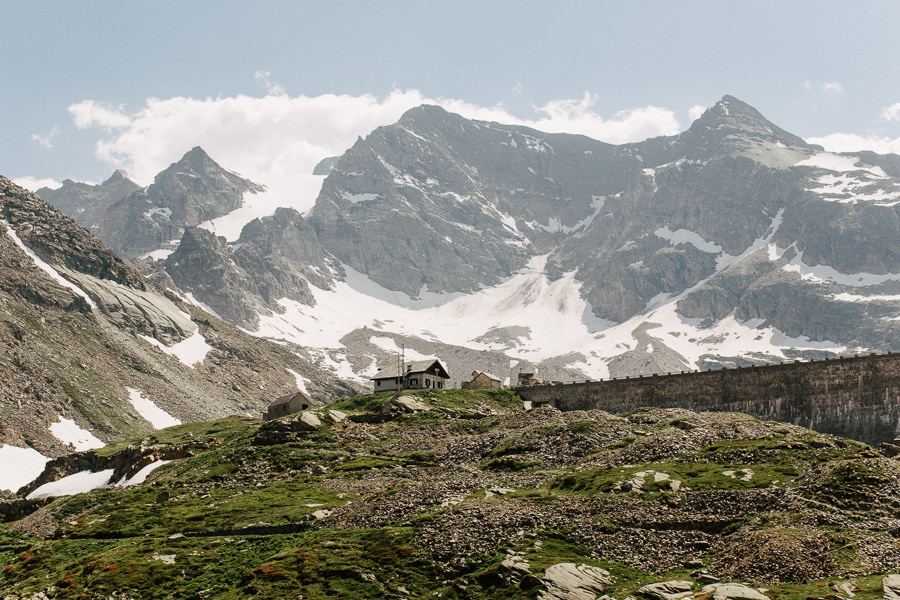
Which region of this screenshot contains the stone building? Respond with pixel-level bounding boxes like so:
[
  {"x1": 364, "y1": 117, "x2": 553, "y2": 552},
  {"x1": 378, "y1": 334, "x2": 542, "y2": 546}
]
[
  {"x1": 265, "y1": 390, "x2": 313, "y2": 421},
  {"x1": 371, "y1": 359, "x2": 450, "y2": 392},
  {"x1": 462, "y1": 370, "x2": 503, "y2": 390}
]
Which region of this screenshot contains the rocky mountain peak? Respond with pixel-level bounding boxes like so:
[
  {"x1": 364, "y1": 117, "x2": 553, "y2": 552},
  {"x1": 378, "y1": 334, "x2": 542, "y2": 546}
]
[
  {"x1": 397, "y1": 104, "x2": 452, "y2": 126},
  {"x1": 93, "y1": 148, "x2": 264, "y2": 259},
  {"x1": 102, "y1": 169, "x2": 136, "y2": 186},
  {"x1": 686, "y1": 95, "x2": 812, "y2": 150},
  {"x1": 155, "y1": 146, "x2": 241, "y2": 184}
]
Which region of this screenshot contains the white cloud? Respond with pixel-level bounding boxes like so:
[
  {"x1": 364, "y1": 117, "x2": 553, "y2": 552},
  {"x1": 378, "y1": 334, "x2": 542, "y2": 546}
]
[
  {"x1": 806, "y1": 132, "x2": 900, "y2": 155},
  {"x1": 13, "y1": 176, "x2": 63, "y2": 191},
  {"x1": 511, "y1": 82, "x2": 523, "y2": 96},
  {"x1": 525, "y1": 92, "x2": 681, "y2": 145},
  {"x1": 69, "y1": 100, "x2": 132, "y2": 130},
  {"x1": 31, "y1": 126, "x2": 59, "y2": 149},
  {"x1": 254, "y1": 70, "x2": 286, "y2": 96},
  {"x1": 881, "y1": 103, "x2": 900, "y2": 122},
  {"x1": 67, "y1": 89, "x2": 683, "y2": 186},
  {"x1": 822, "y1": 81, "x2": 845, "y2": 95},
  {"x1": 688, "y1": 104, "x2": 707, "y2": 121}
]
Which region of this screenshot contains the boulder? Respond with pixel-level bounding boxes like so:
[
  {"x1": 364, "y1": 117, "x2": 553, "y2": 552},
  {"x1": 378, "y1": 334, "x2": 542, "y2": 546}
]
[
  {"x1": 639, "y1": 580, "x2": 694, "y2": 600},
  {"x1": 299, "y1": 411, "x2": 322, "y2": 430},
  {"x1": 701, "y1": 583, "x2": 769, "y2": 600},
  {"x1": 381, "y1": 396, "x2": 432, "y2": 416},
  {"x1": 884, "y1": 574, "x2": 900, "y2": 600},
  {"x1": 539, "y1": 562, "x2": 613, "y2": 600}
]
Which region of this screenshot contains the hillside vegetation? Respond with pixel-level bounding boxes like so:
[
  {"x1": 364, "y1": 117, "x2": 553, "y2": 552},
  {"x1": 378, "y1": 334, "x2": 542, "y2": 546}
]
[{"x1": 2, "y1": 389, "x2": 899, "y2": 599}]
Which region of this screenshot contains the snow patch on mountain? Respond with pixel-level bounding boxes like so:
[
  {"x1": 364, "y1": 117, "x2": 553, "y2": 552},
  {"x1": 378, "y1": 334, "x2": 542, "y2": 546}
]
[
  {"x1": 138, "y1": 329, "x2": 212, "y2": 368},
  {"x1": 795, "y1": 153, "x2": 888, "y2": 177},
  {"x1": 27, "y1": 469, "x2": 115, "y2": 499},
  {"x1": 3, "y1": 220, "x2": 98, "y2": 309},
  {"x1": 779, "y1": 247, "x2": 900, "y2": 287},
  {"x1": 0, "y1": 445, "x2": 50, "y2": 492},
  {"x1": 49, "y1": 416, "x2": 104, "y2": 451},
  {"x1": 198, "y1": 174, "x2": 324, "y2": 242},
  {"x1": 655, "y1": 226, "x2": 723, "y2": 254},
  {"x1": 369, "y1": 336, "x2": 436, "y2": 362},
  {"x1": 285, "y1": 368, "x2": 311, "y2": 394},
  {"x1": 115, "y1": 460, "x2": 171, "y2": 486},
  {"x1": 341, "y1": 192, "x2": 380, "y2": 203},
  {"x1": 829, "y1": 292, "x2": 900, "y2": 303},
  {"x1": 126, "y1": 387, "x2": 181, "y2": 429},
  {"x1": 145, "y1": 207, "x2": 172, "y2": 219},
  {"x1": 253, "y1": 255, "x2": 616, "y2": 366}
]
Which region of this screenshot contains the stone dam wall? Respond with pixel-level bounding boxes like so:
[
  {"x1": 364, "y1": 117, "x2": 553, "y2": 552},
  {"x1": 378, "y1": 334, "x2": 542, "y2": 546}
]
[{"x1": 515, "y1": 353, "x2": 900, "y2": 446}]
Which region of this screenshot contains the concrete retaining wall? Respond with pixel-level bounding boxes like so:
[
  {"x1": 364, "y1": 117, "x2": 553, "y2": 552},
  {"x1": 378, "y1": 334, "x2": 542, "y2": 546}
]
[{"x1": 515, "y1": 354, "x2": 900, "y2": 446}]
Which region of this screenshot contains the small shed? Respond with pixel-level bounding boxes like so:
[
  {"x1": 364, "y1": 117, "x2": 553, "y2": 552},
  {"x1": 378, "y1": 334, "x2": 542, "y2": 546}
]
[
  {"x1": 517, "y1": 372, "x2": 540, "y2": 386},
  {"x1": 265, "y1": 390, "x2": 313, "y2": 421},
  {"x1": 371, "y1": 359, "x2": 450, "y2": 392},
  {"x1": 462, "y1": 370, "x2": 503, "y2": 390}
]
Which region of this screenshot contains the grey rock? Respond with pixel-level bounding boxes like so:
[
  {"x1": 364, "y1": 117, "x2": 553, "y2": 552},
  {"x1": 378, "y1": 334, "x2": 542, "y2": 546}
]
[
  {"x1": 539, "y1": 562, "x2": 613, "y2": 600},
  {"x1": 638, "y1": 580, "x2": 694, "y2": 600},
  {"x1": 312, "y1": 156, "x2": 341, "y2": 175},
  {"x1": 701, "y1": 583, "x2": 769, "y2": 600},
  {"x1": 884, "y1": 574, "x2": 900, "y2": 600},
  {"x1": 299, "y1": 411, "x2": 322, "y2": 430},
  {"x1": 381, "y1": 396, "x2": 432, "y2": 416},
  {"x1": 37, "y1": 169, "x2": 141, "y2": 231}
]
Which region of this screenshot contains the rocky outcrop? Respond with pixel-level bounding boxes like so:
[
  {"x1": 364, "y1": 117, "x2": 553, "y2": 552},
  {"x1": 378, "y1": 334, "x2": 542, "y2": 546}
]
[
  {"x1": 639, "y1": 580, "x2": 694, "y2": 600},
  {"x1": 884, "y1": 574, "x2": 900, "y2": 600},
  {"x1": 538, "y1": 563, "x2": 613, "y2": 600}
]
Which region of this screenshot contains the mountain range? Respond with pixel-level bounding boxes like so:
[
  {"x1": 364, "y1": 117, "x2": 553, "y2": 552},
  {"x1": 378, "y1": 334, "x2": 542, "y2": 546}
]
[{"x1": 35, "y1": 95, "x2": 900, "y2": 387}]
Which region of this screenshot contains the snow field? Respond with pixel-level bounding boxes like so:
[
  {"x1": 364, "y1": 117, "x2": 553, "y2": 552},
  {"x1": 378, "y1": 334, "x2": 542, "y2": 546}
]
[
  {"x1": 49, "y1": 416, "x2": 104, "y2": 451},
  {"x1": 27, "y1": 469, "x2": 115, "y2": 500},
  {"x1": 126, "y1": 388, "x2": 181, "y2": 429},
  {"x1": 197, "y1": 174, "x2": 325, "y2": 242},
  {"x1": 0, "y1": 445, "x2": 50, "y2": 492},
  {"x1": 138, "y1": 329, "x2": 212, "y2": 368}
]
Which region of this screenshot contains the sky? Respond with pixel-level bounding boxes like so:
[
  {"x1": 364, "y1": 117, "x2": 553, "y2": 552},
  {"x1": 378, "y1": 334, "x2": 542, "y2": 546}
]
[{"x1": 4, "y1": 0, "x2": 900, "y2": 190}]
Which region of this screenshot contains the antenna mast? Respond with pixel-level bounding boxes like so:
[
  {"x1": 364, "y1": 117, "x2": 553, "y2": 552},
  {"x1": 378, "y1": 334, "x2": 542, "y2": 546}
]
[{"x1": 399, "y1": 343, "x2": 405, "y2": 391}]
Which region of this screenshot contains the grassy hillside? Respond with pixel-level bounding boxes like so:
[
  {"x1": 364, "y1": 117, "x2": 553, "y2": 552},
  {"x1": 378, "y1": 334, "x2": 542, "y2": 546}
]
[{"x1": 2, "y1": 390, "x2": 899, "y2": 599}]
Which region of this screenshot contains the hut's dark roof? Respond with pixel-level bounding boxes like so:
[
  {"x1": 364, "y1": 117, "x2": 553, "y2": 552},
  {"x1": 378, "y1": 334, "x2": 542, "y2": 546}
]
[{"x1": 371, "y1": 359, "x2": 449, "y2": 380}]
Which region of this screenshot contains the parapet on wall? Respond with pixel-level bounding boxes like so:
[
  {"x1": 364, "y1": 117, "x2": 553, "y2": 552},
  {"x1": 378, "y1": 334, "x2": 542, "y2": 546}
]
[{"x1": 515, "y1": 353, "x2": 900, "y2": 446}]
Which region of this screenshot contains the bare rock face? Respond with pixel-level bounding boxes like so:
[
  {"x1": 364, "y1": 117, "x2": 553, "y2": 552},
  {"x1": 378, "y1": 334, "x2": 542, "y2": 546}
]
[
  {"x1": 163, "y1": 208, "x2": 335, "y2": 329},
  {"x1": 538, "y1": 563, "x2": 613, "y2": 600},
  {"x1": 94, "y1": 147, "x2": 263, "y2": 259},
  {"x1": 307, "y1": 104, "x2": 645, "y2": 297},
  {"x1": 37, "y1": 170, "x2": 141, "y2": 231},
  {"x1": 164, "y1": 226, "x2": 267, "y2": 327},
  {"x1": 701, "y1": 583, "x2": 769, "y2": 600},
  {"x1": 380, "y1": 396, "x2": 433, "y2": 416},
  {"x1": 639, "y1": 580, "x2": 695, "y2": 600}
]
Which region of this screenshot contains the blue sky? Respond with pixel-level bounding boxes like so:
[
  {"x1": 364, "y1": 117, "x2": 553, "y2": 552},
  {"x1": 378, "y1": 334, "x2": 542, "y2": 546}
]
[{"x1": 5, "y1": 1, "x2": 900, "y2": 188}]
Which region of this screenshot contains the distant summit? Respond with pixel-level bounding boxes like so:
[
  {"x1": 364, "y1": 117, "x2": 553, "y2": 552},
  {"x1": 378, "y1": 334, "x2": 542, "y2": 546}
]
[
  {"x1": 36, "y1": 169, "x2": 141, "y2": 231},
  {"x1": 92, "y1": 147, "x2": 264, "y2": 259}
]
